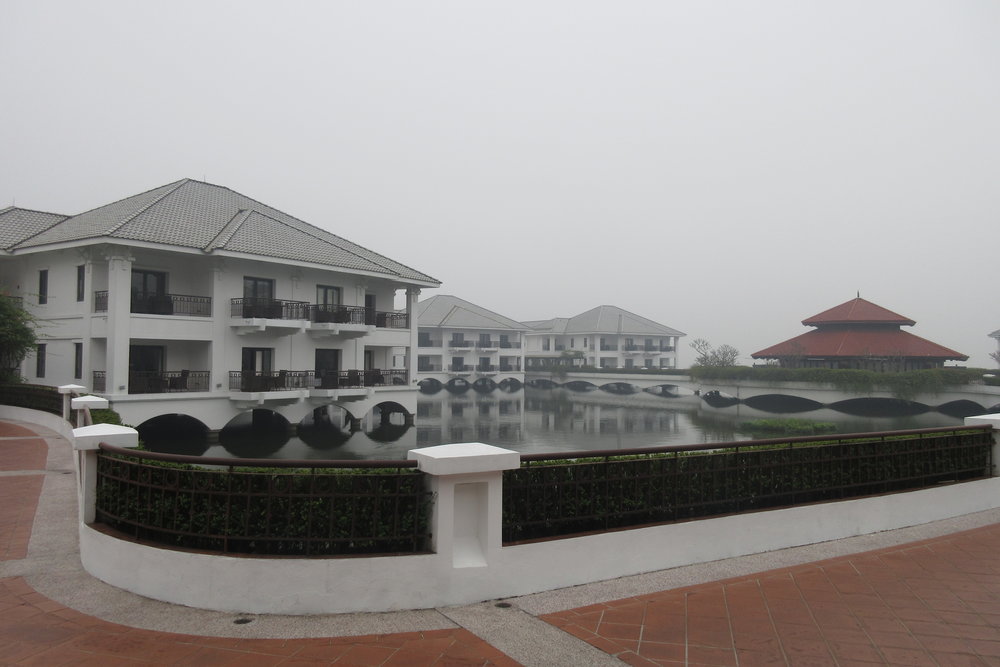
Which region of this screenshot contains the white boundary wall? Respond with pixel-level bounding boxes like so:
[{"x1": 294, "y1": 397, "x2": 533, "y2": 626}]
[{"x1": 74, "y1": 415, "x2": 1000, "y2": 615}]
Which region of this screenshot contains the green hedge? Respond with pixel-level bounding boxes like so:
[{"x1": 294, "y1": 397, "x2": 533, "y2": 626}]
[
  {"x1": 95, "y1": 452, "x2": 431, "y2": 556},
  {"x1": 502, "y1": 428, "x2": 993, "y2": 542},
  {"x1": 0, "y1": 383, "x2": 63, "y2": 416}
]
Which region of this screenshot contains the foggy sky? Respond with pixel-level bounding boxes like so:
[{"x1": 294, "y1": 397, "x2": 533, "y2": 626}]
[{"x1": 3, "y1": 1, "x2": 998, "y2": 367}]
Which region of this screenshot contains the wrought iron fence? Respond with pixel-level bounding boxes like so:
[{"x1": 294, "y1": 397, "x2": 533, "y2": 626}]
[
  {"x1": 92, "y1": 371, "x2": 106, "y2": 393},
  {"x1": 230, "y1": 298, "x2": 309, "y2": 319},
  {"x1": 128, "y1": 371, "x2": 210, "y2": 393},
  {"x1": 0, "y1": 383, "x2": 63, "y2": 416},
  {"x1": 94, "y1": 291, "x2": 211, "y2": 316},
  {"x1": 502, "y1": 425, "x2": 995, "y2": 543},
  {"x1": 94, "y1": 446, "x2": 431, "y2": 556},
  {"x1": 229, "y1": 370, "x2": 315, "y2": 392}
]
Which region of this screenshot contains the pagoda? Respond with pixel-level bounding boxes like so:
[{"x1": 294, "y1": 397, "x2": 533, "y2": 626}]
[{"x1": 751, "y1": 297, "x2": 967, "y2": 372}]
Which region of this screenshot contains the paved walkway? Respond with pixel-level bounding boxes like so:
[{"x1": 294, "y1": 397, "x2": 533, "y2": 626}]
[{"x1": 2, "y1": 418, "x2": 1000, "y2": 665}]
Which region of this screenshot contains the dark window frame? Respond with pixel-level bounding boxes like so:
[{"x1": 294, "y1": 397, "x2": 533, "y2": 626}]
[
  {"x1": 35, "y1": 344, "x2": 46, "y2": 377},
  {"x1": 38, "y1": 270, "x2": 48, "y2": 305},
  {"x1": 76, "y1": 265, "x2": 86, "y2": 302}
]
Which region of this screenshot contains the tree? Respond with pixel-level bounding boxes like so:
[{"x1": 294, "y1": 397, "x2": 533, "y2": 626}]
[
  {"x1": 689, "y1": 338, "x2": 740, "y2": 367},
  {"x1": 0, "y1": 296, "x2": 37, "y2": 383},
  {"x1": 991, "y1": 350, "x2": 1000, "y2": 368}
]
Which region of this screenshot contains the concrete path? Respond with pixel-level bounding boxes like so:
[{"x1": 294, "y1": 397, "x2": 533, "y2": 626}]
[{"x1": 2, "y1": 418, "x2": 1000, "y2": 665}]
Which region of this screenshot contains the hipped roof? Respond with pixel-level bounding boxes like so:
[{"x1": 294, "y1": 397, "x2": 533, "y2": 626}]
[
  {"x1": 752, "y1": 329, "x2": 968, "y2": 361},
  {"x1": 527, "y1": 305, "x2": 684, "y2": 337},
  {"x1": 417, "y1": 295, "x2": 527, "y2": 331},
  {"x1": 3, "y1": 179, "x2": 439, "y2": 285}
]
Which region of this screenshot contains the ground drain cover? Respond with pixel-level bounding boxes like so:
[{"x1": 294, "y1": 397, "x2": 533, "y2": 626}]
[
  {"x1": 233, "y1": 617, "x2": 254, "y2": 624},
  {"x1": 494, "y1": 602, "x2": 512, "y2": 608}
]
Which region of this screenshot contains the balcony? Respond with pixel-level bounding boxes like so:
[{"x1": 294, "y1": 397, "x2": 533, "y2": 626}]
[
  {"x1": 448, "y1": 364, "x2": 473, "y2": 376},
  {"x1": 231, "y1": 298, "x2": 308, "y2": 320},
  {"x1": 91, "y1": 370, "x2": 209, "y2": 394},
  {"x1": 498, "y1": 364, "x2": 522, "y2": 372},
  {"x1": 476, "y1": 364, "x2": 498, "y2": 376},
  {"x1": 448, "y1": 340, "x2": 475, "y2": 349},
  {"x1": 417, "y1": 363, "x2": 443, "y2": 372},
  {"x1": 418, "y1": 339, "x2": 442, "y2": 348},
  {"x1": 476, "y1": 341, "x2": 499, "y2": 351},
  {"x1": 498, "y1": 341, "x2": 521, "y2": 349},
  {"x1": 600, "y1": 344, "x2": 619, "y2": 351},
  {"x1": 306, "y1": 305, "x2": 408, "y2": 329},
  {"x1": 94, "y1": 291, "x2": 212, "y2": 316},
  {"x1": 230, "y1": 369, "x2": 407, "y2": 392}
]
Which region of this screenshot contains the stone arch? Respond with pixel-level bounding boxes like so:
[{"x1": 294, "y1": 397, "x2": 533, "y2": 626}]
[
  {"x1": 136, "y1": 413, "x2": 210, "y2": 456},
  {"x1": 219, "y1": 408, "x2": 292, "y2": 457}
]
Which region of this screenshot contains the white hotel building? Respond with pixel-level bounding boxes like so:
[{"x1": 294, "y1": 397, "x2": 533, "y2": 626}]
[
  {"x1": 0, "y1": 179, "x2": 439, "y2": 430},
  {"x1": 523, "y1": 305, "x2": 685, "y2": 370}
]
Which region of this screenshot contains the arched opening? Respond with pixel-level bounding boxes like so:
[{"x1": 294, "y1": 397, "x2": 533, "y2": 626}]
[
  {"x1": 136, "y1": 414, "x2": 210, "y2": 456},
  {"x1": 367, "y1": 401, "x2": 411, "y2": 443},
  {"x1": 219, "y1": 409, "x2": 291, "y2": 457},
  {"x1": 297, "y1": 404, "x2": 355, "y2": 450}
]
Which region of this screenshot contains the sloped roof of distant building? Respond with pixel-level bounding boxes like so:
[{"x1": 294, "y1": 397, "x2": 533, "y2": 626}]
[
  {"x1": 990, "y1": 329, "x2": 1000, "y2": 339},
  {"x1": 0, "y1": 207, "x2": 69, "y2": 250},
  {"x1": 523, "y1": 318, "x2": 570, "y2": 335},
  {"x1": 802, "y1": 297, "x2": 915, "y2": 327},
  {"x1": 751, "y1": 329, "x2": 967, "y2": 361},
  {"x1": 565, "y1": 305, "x2": 685, "y2": 337},
  {"x1": 6, "y1": 179, "x2": 439, "y2": 284},
  {"x1": 417, "y1": 295, "x2": 528, "y2": 330}
]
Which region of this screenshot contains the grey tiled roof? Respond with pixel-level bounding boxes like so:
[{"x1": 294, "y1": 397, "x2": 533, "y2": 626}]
[
  {"x1": 527, "y1": 306, "x2": 684, "y2": 337},
  {"x1": 417, "y1": 295, "x2": 528, "y2": 330},
  {"x1": 991, "y1": 329, "x2": 1000, "y2": 339},
  {"x1": 10, "y1": 179, "x2": 439, "y2": 284},
  {"x1": 0, "y1": 207, "x2": 69, "y2": 250}
]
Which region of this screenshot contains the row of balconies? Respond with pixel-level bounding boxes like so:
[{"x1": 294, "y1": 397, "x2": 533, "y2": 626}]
[
  {"x1": 420, "y1": 340, "x2": 522, "y2": 349},
  {"x1": 92, "y1": 292, "x2": 409, "y2": 328},
  {"x1": 92, "y1": 369, "x2": 407, "y2": 394}
]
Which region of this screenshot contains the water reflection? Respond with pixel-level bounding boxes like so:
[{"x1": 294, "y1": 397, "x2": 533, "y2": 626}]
[{"x1": 154, "y1": 386, "x2": 965, "y2": 461}]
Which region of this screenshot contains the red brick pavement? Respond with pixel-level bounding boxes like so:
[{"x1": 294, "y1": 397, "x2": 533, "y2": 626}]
[
  {"x1": 542, "y1": 525, "x2": 1000, "y2": 666},
  {"x1": 0, "y1": 421, "x2": 520, "y2": 666}
]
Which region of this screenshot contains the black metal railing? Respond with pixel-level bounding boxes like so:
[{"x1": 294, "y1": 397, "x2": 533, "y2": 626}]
[
  {"x1": 95, "y1": 446, "x2": 431, "y2": 556},
  {"x1": 131, "y1": 292, "x2": 212, "y2": 316},
  {"x1": 417, "y1": 364, "x2": 442, "y2": 372},
  {"x1": 0, "y1": 383, "x2": 63, "y2": 417},
  {"x1": 600, "y1": 344, "x2": 618, "y2": 351},
  {"x1": 448, "y1": 341, "x2": 475, "y2": 348},
  {"x1": 476, "y1": 341, "x2": 498, "y2": 349},
  {"x1": 449, "y1": 364, "x2": 473, "y2": 372},
  {"x1": 498, "y1": 342, "x2": 521, "y2": 349},
  {"x1": 230, "y1": 298, "x2": 308, "y2": 319},
  {"x1": 128, "y1": 371, "x2": 210, "y2": 394},
  {"x1": 502, "y1": 425, "x2": 995, "y2": 543},
  {"x1": 232, "y1": 369, "x2": 407, "y2": 391},
  {"x1": 499, "y1": 364, "x2": 522, "y2": 372},
  {"x1": 94, "y1": 291, "x2": 212, "y2": 316},
  {"x1": 477, "y1": 364, "x2": 497, "y2": 372},
  {"x1": 304, "y1": 304, "x2": 366, "y2": 324},
  {"x1": 92, "y1": 371, "x2": 106, "y2": 393},
  {"x1": 418, "y1": 339, "x2": 441, "y2": 348}
]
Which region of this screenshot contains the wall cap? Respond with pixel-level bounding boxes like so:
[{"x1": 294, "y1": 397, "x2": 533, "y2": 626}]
[
  {"x1": 408, "y1": 442, "x2": 520, "y2": 476},
  {"x1": 73, "y1": 424, "x2": 139, "y2": 451}
]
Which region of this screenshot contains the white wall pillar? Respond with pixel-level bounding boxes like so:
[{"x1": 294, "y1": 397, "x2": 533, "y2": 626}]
[
  {"x1": 72, "y1": 423, "x2": 139, "y2": 524},
  {"x1": 406, "y1": 288, "x2": 420, "y2": 385},
  {"x1": 965, "y1": 414, "x2": 1000, "y2": 476},
  {"x1": 408, "y1": 443, "x2": 519, "y2": 568},
  {"x1": 104, "y1": 250, "x2": 133, "y2": 395}
]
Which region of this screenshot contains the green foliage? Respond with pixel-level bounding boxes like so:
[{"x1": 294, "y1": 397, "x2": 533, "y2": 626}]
[
  {"x1": 739, "y1": 419, "x2": 837, "y2": 436},
  {"x1": 687, "y1": 366, "x2": 987, "y2": 400},
  {"x1": 502, "y1": 428, "x2": 993, "y2": 542},
  {"x1": 95, "y1": 453, "x2": 432, "y2": 556},
  {"x1": 89, "y1": 408, "x2": 123, "y2": 425},
  {"x1": 0, "y1": 296, "x2": 37, "y2": 383},
  {"x1": 690, "y1": 338, "x2": 740, "y2": 367},
  {"x1": 0, "y1": 383, "x2": 62, "y2": 416}
]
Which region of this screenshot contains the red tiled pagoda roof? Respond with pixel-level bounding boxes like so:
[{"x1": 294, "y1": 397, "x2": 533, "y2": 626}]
[
  {"x1": 802, "y1": 297, "x2": 915, "y2": 326},
  {"x1": 752, "y1": 329, "x2": 967, "y2": 361}
]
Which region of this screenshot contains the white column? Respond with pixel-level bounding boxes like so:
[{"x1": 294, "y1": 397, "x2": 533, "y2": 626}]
[
  {"x1": 104, "y1": 250, "x2": 133, "y2": 395},
  {"x1": 408, "y1": 443, "x2": 519, "y2": 568},
  {"x1": 406, "y1": 288, "x2": 420, "y2": 384},
  {"x1": 72, "y1": 423, "x2": 140, "y2": 524},
  {"x1": 965, "y1": 414, "x2": 1000, "y2": 476}
]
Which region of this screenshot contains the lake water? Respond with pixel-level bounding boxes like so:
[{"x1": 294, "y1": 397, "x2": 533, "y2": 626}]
[{"x1": 160, "y1": 386, "x2": 966, "y2": 461}]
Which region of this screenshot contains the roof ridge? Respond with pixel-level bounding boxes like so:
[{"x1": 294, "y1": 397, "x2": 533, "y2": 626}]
[
  {"x1": 2, "y1": 209, "x2": 72, "y2": 250},
  {"x1": 105, "y1": 179, "x2": 190, "y2": 235},
  {"x1": 204, "y1": 208, "x2": 253, "y2": 251}
]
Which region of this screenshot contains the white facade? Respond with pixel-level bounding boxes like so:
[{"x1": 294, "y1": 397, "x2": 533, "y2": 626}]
[
  {"x1": 0, "y1": 180, "x2": 440, "y2": 430},
  {"x1": 523, "y1": 305, "x2": 685, "y2": 370},
  {"x1": 416, "y1": 295, "x2": 527, "y2": 388}
]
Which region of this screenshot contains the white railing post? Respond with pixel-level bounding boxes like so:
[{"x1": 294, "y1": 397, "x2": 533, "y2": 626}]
[
  {"x1": 71, "y1": 423, "x2": 140, "y2": 524},
  {"x1": 58, "y1": 384, "x2": 87, "y2": 421},
  {"x1": 408, "y1": 443, "x2": 519, "y2": 569},
  {"x1": 965, "y1": 414, "x2": 1000, "y2": 476}
]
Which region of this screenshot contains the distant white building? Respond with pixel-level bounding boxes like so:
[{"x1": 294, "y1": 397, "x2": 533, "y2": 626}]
[
  {"x1": 523, "y1": 305, "x2": 685, "y2": 370},
  {"x1": 0, "y1": 179, "x2": 440, "y2": 430},
  {"x1": 416, "y1": 295, "x2": 527, "y2": 387}
]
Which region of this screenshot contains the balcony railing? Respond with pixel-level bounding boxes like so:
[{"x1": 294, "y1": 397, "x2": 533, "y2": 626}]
[
  {"x1": 449, "y1": 364, "x2": 473, "y2": 373},
  {"x1": 476, "y1": 364, "x2": 497, "y2": 373},
  {"x1": 128, "y1": 371, "x2": 210, "y2": 394},
  {"x1": 448, "y1": 340, "x2": 475, "y2": 348},
  {"x1": 93, "y1": 291, "x2": 212, "y2": 316},
  {"x1": 230, "y1": 369, "x2": 407, "y2": 392},
  {"x1": 93, "y1": 371, "x2": 106, "y2": 393},
  {"x1": 417, "y1": 364, "x2": 442, "y2": 372},
  {"x1": 499, "y1": 364, "x2": 522, "y2": 372},
  {"x1": 418, "y1": 339, "x2": 441, "y2": 348},
  {"x1": 231, "y1": 300, "x2": 409, "y2": 328},
  {"x1": 498, "y1": 341, "x2": 521, "y2": 349},
  {"x1": 230, "y1": 298, "x2": 308, "y2": 319}
]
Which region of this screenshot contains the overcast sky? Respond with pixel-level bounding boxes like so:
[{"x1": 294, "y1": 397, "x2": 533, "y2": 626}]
[{"x1": 3, "y1": 1, "x2": 998, "y2": 367}]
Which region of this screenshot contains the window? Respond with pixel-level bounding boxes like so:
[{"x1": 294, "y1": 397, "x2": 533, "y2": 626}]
[
  {"x1": 131, "y1": 269, "x2": 167, "y2": 296},
  {"x1": 316, "y1": 285, "x2": 341, "y2": 306},
  {"x1": 76, "y1": 265, "x2": 85, "y2": 302},
  {"x1": 243, "y1": 276, "x2": 274, "y2": 301},
  {"x1": 35, "y1": 344, "x2": 46, "y2": 377},
  {"x1": 418, "y1": 332, "x2": 432, "y2": 347},
  {"x1": 38, "y1": 270, "x2": 48, "y2": 305},
  {"x1": 74, "y1": 343, "x2": 83, "y2": 379}
]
